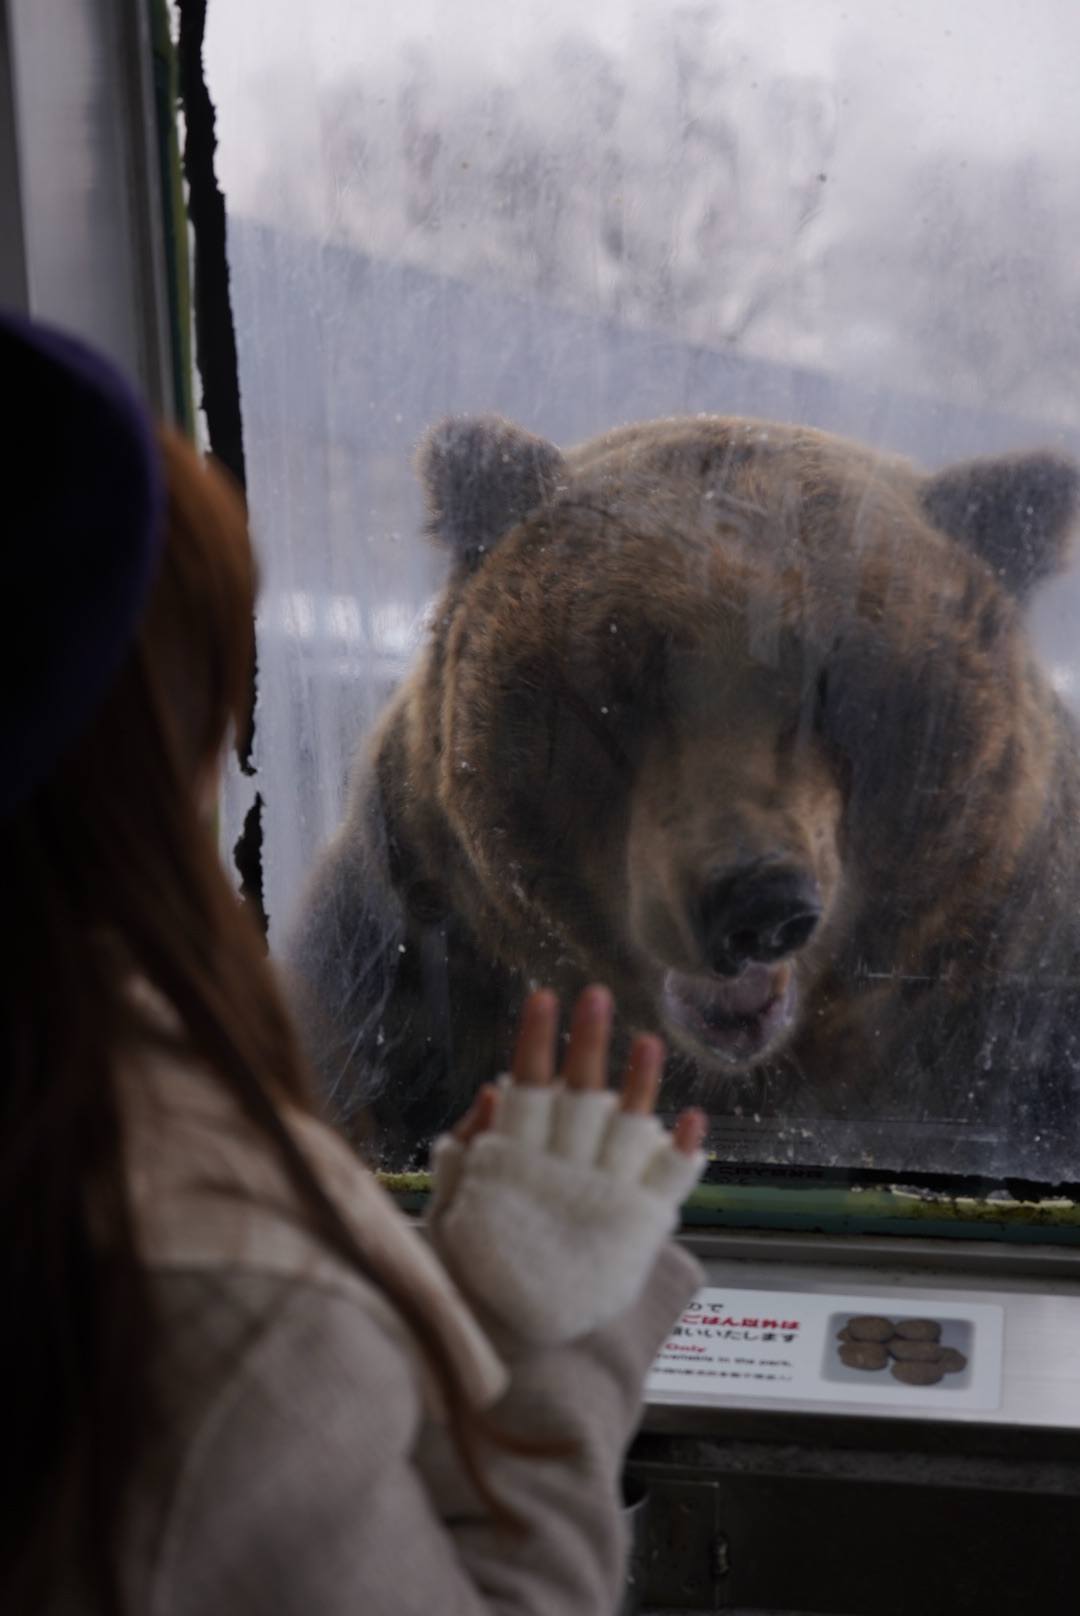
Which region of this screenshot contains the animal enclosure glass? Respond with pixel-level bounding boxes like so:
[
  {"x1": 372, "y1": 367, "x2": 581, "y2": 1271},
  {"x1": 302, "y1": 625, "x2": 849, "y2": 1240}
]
[{"x1": 206, "y1": 1, "x2": 1080, "y2": 1184}]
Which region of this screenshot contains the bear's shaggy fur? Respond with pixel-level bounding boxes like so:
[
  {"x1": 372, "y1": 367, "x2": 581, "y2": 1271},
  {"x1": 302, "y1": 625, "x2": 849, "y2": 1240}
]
[{"x1": 287, "y1": 414, "x2": 1080, "y2": 1177}]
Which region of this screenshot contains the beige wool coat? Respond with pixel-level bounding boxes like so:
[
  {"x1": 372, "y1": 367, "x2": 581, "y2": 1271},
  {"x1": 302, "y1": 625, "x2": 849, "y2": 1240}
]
[{"x1": 103, "y1": 1040, "x2": 702, "y2": 1616}]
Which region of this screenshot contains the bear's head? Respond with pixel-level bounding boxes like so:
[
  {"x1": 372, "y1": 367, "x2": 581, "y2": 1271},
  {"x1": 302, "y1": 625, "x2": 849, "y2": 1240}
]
[{"x1": 405, "y1": 414, "x2": 1079, "y2": 1091}]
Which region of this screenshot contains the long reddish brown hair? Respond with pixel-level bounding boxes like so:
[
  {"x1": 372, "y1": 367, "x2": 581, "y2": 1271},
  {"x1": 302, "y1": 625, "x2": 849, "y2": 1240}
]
[{"x1": 0, "y1": 431, "x2": 505, "y2": 1613}]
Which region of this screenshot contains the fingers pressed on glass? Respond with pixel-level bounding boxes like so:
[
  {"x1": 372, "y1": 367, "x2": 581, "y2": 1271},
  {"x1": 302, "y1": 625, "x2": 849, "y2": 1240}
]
[
  {"x1": 511, "y1": 989, "x2": 559, "y2": 1086},
  {"x1": 561, "y1": 985, "x2": 613, "y2": 1090},
  {"x1": 453, "y1": 1084, "x2": 500, "y2": 1143},
  {"x1": 672, "y1": 1108, "x2": 708, "y2": 1156},
  {"x1": 618, "y1": 1032, "x2": 664, "y2": 1115}
]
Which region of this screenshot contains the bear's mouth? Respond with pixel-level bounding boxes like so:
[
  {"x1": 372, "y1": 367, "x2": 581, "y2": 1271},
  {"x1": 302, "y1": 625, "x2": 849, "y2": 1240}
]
[{"x1": 661, "y1": 962, "x2": 796, "y2": 1065}]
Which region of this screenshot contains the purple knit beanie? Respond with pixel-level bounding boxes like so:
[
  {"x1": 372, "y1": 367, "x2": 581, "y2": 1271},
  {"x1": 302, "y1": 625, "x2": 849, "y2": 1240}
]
[{"x1": 0, "y1": 311, "x2": 165, "y2": 825}]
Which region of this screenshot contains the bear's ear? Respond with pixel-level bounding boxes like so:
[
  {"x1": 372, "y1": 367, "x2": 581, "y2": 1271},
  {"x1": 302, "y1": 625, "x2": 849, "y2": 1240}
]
[
  {"x1": 416, "y1": 415, "x2": 565, "y2": 570},
  {"x1": 920, "y1": 451, "x2": 1080, "y2": 600}
]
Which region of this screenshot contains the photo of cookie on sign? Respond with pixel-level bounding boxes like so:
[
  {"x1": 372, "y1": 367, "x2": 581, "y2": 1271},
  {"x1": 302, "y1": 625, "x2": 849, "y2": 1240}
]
[{"x1": 823, "y1": 1313, "x2": 973, "y2": 1389}]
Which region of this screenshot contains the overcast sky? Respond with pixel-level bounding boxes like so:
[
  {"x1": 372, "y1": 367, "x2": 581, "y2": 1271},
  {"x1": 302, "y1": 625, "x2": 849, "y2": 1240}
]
[
  {"x1": 206, "y1": 0, "x2": 1080, "y2": 187},
  {"x1": 201, "y1": 0, "x2": 1080, "y2": 432}
]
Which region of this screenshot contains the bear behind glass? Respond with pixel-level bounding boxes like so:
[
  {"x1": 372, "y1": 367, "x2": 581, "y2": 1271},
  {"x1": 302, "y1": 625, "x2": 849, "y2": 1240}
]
[{"x1": 286, "y1": 414, "x2": 1080, "y2": 1181}]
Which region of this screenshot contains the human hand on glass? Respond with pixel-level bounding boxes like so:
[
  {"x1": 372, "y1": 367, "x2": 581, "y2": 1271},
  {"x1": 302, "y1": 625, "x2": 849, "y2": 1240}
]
[
  {"x1": 453, "y1": 984, "x2": 706, "y2": 1155},
  {"x1": 429, "y1": 985, "x2": 708, "y2": 1344}
]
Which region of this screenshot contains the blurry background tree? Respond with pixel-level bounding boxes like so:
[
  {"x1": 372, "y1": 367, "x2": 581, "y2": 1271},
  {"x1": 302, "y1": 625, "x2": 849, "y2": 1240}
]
[
  {"x1": 245, "y1": 8, "x2": 835, "y2": 365},
  {"x1": 217, "y1": 1, "x2": 1080, "y2": 430},
  {"x1": 823, "y1": 151, "x2": 1080, "y2": 422}
]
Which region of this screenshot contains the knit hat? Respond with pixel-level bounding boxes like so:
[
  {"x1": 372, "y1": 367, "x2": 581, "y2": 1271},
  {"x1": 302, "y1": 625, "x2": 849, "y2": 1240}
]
[{"x1": 0, "y1": 311, "x2": 165, "y2": 825}]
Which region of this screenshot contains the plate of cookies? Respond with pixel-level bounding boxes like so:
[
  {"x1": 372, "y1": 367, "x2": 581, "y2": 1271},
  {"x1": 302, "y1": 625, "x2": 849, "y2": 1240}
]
[{"x1": 823, "y1": 1313, "x2": 973, "y2": 1389}]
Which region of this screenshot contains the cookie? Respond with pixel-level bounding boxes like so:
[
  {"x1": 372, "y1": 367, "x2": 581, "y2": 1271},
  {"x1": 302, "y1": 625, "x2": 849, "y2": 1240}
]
[
  {"x1": 888, "y1": 1339, "x2": 945, "y2": 1363},
  {"x1": 891, "y1": 1359, "x2": 945, "y2": 1386},
  {"x1": 893, "y1": 1319, "x2": 941, "y2": 1342},
  {"x1": 839, "y1": 1341, "x2": 889, "y2": 1371},
  {"x1": 846, "y1": 1315, "x2": 894, "y2": 1343}
]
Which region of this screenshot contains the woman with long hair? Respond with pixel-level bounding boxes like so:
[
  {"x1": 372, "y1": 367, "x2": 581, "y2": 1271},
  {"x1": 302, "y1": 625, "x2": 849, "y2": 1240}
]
[{"x1": 0, "y1": 311, "x2": 705, "y2": 1615}]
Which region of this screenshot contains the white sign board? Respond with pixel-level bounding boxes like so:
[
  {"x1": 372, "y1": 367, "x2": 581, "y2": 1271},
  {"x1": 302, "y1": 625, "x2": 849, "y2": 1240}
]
[{"x1": 647, "y1": 1287, "x2": 1004, "y2": 1412}]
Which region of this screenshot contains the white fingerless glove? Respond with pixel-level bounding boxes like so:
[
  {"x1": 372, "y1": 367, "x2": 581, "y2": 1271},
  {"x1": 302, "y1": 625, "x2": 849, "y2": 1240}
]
[{"x1": 428, "y1": 1080, "x2": 706, "y2": 1346}]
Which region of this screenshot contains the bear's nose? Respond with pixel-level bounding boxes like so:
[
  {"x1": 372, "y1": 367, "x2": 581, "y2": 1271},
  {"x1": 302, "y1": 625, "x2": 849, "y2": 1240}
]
[{"x1": 698, "y1": 863, "x2": 822, "y2": 977}]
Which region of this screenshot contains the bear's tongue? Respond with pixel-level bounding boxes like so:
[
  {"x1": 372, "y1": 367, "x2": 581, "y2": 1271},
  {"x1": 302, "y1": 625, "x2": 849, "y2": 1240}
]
[
  {"x1": 662, "y1": 962, "x2": 794, "y2": 1063},
  {"x1": 706, "y1": 962, "x2": 778, "y2": 1020}
]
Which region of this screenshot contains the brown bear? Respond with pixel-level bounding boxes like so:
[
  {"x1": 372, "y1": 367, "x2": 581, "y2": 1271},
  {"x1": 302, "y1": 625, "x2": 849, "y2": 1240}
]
[{"x1": 286, "y1": 413, "x2": 1080, "y2": 1180}]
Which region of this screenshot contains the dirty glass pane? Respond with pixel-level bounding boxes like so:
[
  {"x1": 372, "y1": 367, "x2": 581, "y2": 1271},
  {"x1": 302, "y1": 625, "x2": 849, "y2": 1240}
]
[{"x1": 206, "y1": 1, "x2": 1080, "y2": 1184}]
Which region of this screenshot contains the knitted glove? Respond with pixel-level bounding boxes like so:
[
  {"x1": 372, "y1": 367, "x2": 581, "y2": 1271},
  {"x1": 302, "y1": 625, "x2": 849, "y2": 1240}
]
[{"x1": 428, "y1": 1080, "x2": 706, "y2": 1345}]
